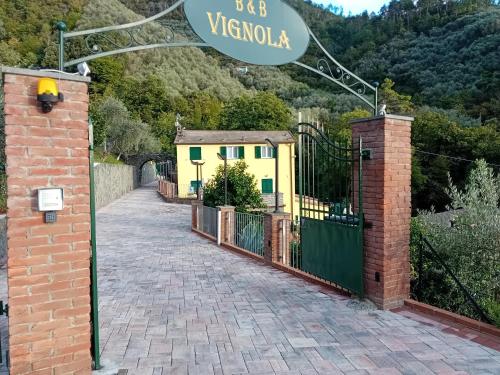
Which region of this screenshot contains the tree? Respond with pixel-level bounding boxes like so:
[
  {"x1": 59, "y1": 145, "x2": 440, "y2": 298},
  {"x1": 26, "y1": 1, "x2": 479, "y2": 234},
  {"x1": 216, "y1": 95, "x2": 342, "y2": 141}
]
[
  {"x1": 411, "y1": 107, "x2": 500, "y2": 212},
  {"x1": 183, "y1": 92, "x2": 222, "y2": 130},
  {"x1": 328, "y1": 108, "x2": 372, "y2": 143},
  {"x1": 94, "y1": 97, "x2": 160, "y2": 160},
  {"x1": 88, "y1": 57, "x2": 126, "y2": 97},
  {"x1": 379, "y1": 78, "x2": 414, "y2": 115},
  {"x1": 220, "y1": 92, "x2": 293, "y2": 131},
  {"x1": 203, "y1": 161, "x2": 265, "y2": 212},
  {"x1": 414, "y1": 159, "x2": 500, "y2": 326},
  {"x1": 0, "y1": 0, "x2": 85, "y2": 68}
]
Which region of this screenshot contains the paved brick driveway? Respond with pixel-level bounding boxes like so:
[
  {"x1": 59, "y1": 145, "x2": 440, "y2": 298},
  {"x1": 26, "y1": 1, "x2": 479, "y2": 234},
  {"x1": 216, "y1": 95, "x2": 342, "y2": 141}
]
[{"x1": 94, "y1": 187, "x2": 499, "y2": 375}]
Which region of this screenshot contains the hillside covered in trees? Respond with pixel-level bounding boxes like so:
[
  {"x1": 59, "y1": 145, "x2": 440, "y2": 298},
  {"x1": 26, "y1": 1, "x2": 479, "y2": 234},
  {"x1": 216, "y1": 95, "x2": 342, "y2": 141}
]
[{"x1": 0, "y1": 0, "x2": 499, "y2": 212}]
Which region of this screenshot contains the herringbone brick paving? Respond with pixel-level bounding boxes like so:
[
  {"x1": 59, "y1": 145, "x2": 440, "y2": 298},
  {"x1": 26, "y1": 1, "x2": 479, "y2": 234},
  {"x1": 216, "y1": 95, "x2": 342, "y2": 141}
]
[{"x1": 94, "y1": 187, "x2": 500, "y2": 375}]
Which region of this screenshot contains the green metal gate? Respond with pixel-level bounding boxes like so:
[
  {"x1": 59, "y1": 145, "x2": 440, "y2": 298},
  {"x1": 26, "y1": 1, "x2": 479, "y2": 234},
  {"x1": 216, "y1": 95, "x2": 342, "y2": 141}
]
[{"x1": 297, "y1": 122, "x2": 364, "y2": 296}]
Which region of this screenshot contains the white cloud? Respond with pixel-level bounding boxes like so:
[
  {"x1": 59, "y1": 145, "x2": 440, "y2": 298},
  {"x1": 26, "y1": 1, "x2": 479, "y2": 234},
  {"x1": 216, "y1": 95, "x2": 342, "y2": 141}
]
[{"x1": 311, "y1": 0, "x2": 389, "y2": 15}]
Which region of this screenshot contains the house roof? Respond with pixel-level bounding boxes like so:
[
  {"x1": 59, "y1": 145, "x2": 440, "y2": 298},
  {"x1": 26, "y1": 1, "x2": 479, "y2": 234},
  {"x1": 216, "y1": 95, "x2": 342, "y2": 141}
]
[
  {"x1": 174, "y1": 130, "x2": 295, "y2": 145},
  {"x1": 425, "y1": 209, "x2": 464, "y2": 228}
]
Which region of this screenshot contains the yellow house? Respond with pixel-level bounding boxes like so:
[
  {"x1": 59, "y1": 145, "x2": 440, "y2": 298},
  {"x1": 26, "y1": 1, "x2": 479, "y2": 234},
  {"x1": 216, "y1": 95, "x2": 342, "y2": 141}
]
[{"x1": 174, "y1": 130, "x2": 296, "y2": 216}]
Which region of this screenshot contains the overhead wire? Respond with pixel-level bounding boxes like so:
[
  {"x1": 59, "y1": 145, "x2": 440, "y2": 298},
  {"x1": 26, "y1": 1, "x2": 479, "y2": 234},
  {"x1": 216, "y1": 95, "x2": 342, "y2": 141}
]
[{"x1": 414, "y1": 149, "x2": 500, "y2": 169}]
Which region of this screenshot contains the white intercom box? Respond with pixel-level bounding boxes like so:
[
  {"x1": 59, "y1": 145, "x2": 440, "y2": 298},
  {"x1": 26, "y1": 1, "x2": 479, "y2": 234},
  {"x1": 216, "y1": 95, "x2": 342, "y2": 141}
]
[{"x1": 37, "y1": 188, "x2": 64, "y2": 212}]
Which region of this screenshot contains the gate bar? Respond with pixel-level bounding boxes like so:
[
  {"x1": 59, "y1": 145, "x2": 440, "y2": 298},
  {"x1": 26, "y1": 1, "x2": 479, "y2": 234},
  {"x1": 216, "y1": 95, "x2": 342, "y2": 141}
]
[{"x1": 89, "y1": 119, "x2": 101, "y2": 369}]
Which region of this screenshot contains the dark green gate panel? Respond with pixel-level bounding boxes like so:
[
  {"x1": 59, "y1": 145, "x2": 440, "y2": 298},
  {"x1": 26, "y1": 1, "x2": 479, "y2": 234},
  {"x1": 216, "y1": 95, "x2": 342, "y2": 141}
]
[
  {"x1": 301, "y1": 218, "x2": 363, "y2": 296},
  {"x1": 296, "y1": 122, "x2": 364, "y2": 297}
]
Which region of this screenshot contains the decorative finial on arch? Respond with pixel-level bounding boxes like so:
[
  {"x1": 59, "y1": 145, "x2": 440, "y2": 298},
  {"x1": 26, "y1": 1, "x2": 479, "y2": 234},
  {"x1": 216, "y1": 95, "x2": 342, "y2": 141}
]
[{"x1": 378, "y1": 103, "x2": 387, "y2": 116}]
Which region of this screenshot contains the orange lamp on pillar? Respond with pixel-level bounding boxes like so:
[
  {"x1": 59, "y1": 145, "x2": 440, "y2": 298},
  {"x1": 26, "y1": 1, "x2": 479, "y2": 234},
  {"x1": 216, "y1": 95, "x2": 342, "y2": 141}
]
[{"x1": 37, "y1": 78, "x2": 64, "y2": 113}]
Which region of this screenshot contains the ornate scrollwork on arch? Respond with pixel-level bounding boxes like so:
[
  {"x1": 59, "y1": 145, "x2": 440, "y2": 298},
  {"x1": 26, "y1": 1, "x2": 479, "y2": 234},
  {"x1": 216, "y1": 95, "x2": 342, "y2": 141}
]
[
  {"x1": 60, "y1": 0, "x2": 207, "y2": 68},
  {"x1": 293, "y1": 29, "x2": 377, "y2": 112},
  {"x1": 58, "y1": 0, "x2": 376, "y2": 111},
  {"x1": 317, "y1": 59, "x2": 367, "y2": 96}
]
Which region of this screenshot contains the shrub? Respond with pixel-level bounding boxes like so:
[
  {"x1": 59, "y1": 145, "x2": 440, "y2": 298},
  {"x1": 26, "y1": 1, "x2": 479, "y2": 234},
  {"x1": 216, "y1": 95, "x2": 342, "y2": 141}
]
[
  {"x1": 203, "y1": 161, "x2": 265, "y2": 212},
  {"x1": 411, "y1": 159, "x2": 500, "y2": 326}
]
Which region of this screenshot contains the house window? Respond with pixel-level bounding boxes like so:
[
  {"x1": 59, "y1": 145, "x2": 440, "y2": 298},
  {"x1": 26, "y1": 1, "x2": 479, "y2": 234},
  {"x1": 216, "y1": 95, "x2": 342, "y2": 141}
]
[
  {"x1": 189, "y1": 147, "x2": 201, "y2": 160},
  {"x1": 255, "y1": 146, "x2": 275, "y2": 159},
  {"x1": 262, "y1": 178, "x2": 273, "y2": 194},
  {"x1": 189, "y1": 180, "x2": 201, "y2": 194},
  {"x1": 220, "y1": 146, "x2": 244, "y2": 160}
]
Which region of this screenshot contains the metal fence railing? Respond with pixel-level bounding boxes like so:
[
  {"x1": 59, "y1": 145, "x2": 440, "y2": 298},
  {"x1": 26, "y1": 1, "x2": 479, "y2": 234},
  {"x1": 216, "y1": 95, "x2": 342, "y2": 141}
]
[
  {"x1": 200, "y1": 205, "x2": 218, "y2": 238},
  {"x1": 413, "y1": 235, "x2": 494, "y2": 325},
  {"x1": 279, "y1": 218, "x2": 301, "y2": 268},
  {"x1": 234, "y1": 212, "x2": 264, "y2": 256}
]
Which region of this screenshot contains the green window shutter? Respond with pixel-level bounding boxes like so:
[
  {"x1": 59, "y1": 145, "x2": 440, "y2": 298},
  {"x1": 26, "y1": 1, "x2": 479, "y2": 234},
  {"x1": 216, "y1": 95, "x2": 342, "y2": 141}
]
[
  {"x1": 262, "y1": 178, "x2": 273, "y2": 194},
  {"x1": 255, "y1": 146, "x2": 261, "y2": 159},
  {"x1": 220, "y1": 146, "x2": 226, "y2": 158},
  {"x1": 238, "y1": 146, "x2": 245, "y2": 159},
  {"x1": 189, "y1": 147, "x2": 201, "y2": 160},
  {"x1": 272, "y1": 147, "x2": 276, "y2": 158}
]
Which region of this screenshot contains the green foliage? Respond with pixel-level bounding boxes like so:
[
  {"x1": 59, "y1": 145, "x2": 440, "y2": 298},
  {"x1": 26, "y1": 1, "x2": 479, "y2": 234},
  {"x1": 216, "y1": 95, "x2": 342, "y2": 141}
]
[
  {"x1": 281, "y1": 0, "x2": 498, "y2": 120},
  {"x1": 88, "y1": 57, "x2": 126, "y2": 97},
  {"x1": 412, "y1": 160, "x2": 500, "y2": 326},
  {"x1": 220, "y1": 92, "x2": 293, "y2": 131},
  {"x1": 105, "y1": 75, "x2": 223, "y2": 152},
  {"x1": 94, "y1": 97, "x2": 160, "y2": 160},
  {"x1": 183, "y1": 92, "x2": 223, "y2": 130},
  {"x1": 411, "y1": 107, "x2": 500, "y2": 211},
  {"x1": 203, "y1": 161, "x2": 265, "y2": 212},
  {"x1": 485, "y1": 299, "x2": 500, "y2": 327},
  {"x1": 231, "y1": 64, "x2": 314, "y2": 104},
  {"x1": 93, "y1": 150, "x2": 124, "y2": 164},
  {"x1": 328, "y1": 108, "x2": 372, "y2": 143},
  {"x1": 1, "y1": 0, "x2": 498, "y2": 217},
  {"x1": 411, "y1": 150, "x2": 428, "y2": 197},
  {"x1": 379, "y1": 78, "x2": 414, "y2": 115},
  {"x1": 355, "y1": 8, "x2": 500, "y2": 120},
  {"x1": 0, "y1": 0, "x2": 85, "y2": 67}
]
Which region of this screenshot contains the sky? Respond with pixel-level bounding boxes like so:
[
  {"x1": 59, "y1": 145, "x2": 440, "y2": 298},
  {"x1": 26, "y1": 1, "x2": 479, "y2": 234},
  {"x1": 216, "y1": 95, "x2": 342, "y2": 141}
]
[{"x1": 312, "y1": 0, "x2": 389, "y2": 16}]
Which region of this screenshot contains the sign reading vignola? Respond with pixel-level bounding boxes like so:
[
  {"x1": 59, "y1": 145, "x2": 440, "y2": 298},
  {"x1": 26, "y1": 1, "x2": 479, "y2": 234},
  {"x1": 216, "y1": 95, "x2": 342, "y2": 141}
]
[{"x1": 184, "y1": 0, "x2": 310, "y2": 65}]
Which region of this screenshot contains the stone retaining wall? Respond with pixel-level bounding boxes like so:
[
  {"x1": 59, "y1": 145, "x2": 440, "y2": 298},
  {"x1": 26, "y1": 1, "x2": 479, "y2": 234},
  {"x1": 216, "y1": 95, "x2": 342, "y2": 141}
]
[{"x1": 94, "y1": 163, "x2": 137, "y2": 210}]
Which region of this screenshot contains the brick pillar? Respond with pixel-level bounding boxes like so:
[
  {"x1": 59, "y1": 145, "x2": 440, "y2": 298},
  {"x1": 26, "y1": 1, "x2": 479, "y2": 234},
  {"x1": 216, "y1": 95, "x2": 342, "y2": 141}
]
[
  {"x1": 263, "y1": 212, "x2": 291, "y2": 264},
  {"x1": 2, "y1": 67, "x2": 92, "y2": 374},
  {"x1": 192, "y1": 200, "x2": 203, "y2": 230},
  {"x1": 351, "y1": 115, "x2": 413, "y2": 309},
  {"x1": 217, "y1": 206, "x2": 235, "y2": 244}
]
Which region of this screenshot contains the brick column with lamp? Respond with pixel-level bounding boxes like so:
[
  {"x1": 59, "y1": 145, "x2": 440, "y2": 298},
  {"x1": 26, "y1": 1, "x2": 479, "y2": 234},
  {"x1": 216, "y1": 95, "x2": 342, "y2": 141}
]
[{"x1": 2, "y1": 67, "x2": 93, "y2": 374}]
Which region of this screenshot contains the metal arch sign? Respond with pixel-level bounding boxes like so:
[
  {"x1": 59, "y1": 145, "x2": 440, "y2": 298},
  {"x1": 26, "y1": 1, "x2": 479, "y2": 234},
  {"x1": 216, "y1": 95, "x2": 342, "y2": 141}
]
[
  {"x1": 59, "y1": 0, "x2": 376, "y2": 111},
  {"x1": 184, "y1": 0, "x2": 310, "y2": 65}
]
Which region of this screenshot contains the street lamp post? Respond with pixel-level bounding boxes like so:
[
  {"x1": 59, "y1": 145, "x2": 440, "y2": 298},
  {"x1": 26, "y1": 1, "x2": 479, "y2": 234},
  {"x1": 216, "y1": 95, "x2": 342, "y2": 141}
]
[
  {"x1": 265, "y1": 138, "x2": 279, "y2": 213},
  {"x1": 190, "y1": 160, "x2": 205, "y2": 200},
  {"x1": 217, "y1": 153, "x2": 228, "y2": 206}
]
